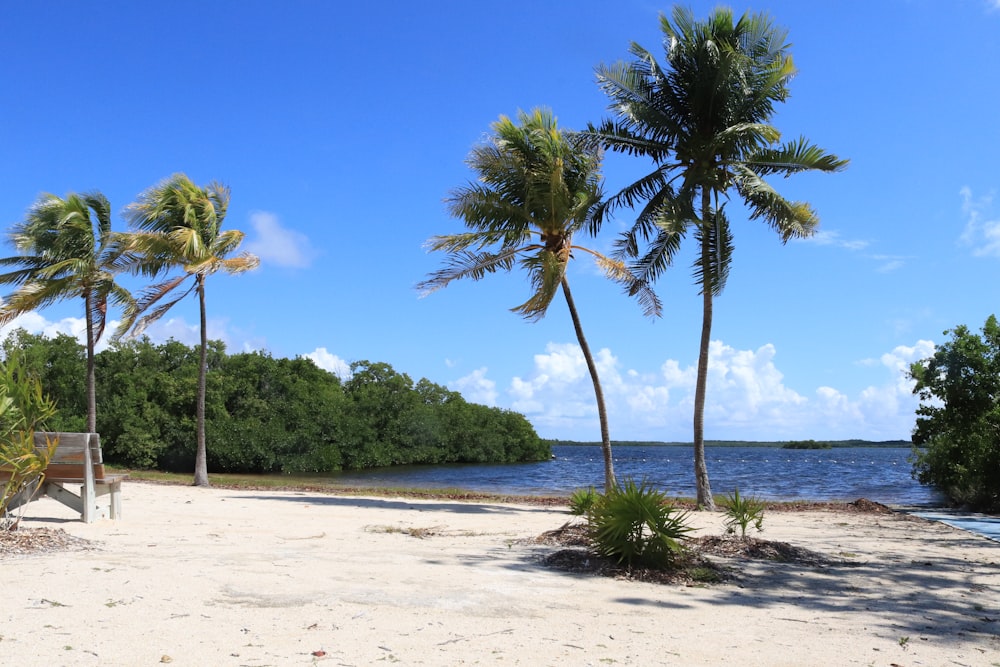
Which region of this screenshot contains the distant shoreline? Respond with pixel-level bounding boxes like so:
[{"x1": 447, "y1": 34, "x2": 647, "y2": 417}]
[{"x1": 547, "y1": 439, "x2": 913, "y2": 449}]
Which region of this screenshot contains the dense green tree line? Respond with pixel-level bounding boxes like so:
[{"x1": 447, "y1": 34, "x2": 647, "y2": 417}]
[{"x1": 1, "y1": 330, "x2": 549, "y2": 474}]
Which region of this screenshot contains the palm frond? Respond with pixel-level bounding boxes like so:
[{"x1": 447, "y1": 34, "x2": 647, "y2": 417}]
[
  {"x1": 211, "y1": 229, "x2": 248, "y2": 258},
  {"x1": 590, "y1": 252, "x2": 663, "y2": 318},
  {"x1": 692, "y1": 209, "x2": 733, "y2": 296},
  {"x1": 116, "y1": 275, "x2": 195, "y2": 339},
  {"x1": 417, "y1": 247, "x2": 523, "y2": 296},
  {"x1": 606, "y1": 163, "x2": 681, "y2": 218},
  {"x1": 131, "y1": 292, "x2": 192, "y2": 338},
  {"x1": 630, "y1": 221, "x2": 686, "y2": 285},
  {"x1": 81, "y1": 192, "x2": 112, "y2": 239},
  {"x1": 0, "y1": 277, "x2": 75, "y2": 325},
  {"x1": 731, "y1": 164, "x2": 818, "y2": 240},
  {"x1": 446, "y1": 183, "x2": 534, "y2": 238},
  {"x1": 0, "y1": 263, "x2": 48, "y2": 288},
  {"x1": 745, "y1": 136, "x2": 849, "y2": 175},
  {"x1": 512, "y1": 250, "x2": 565, "y2": 321}
]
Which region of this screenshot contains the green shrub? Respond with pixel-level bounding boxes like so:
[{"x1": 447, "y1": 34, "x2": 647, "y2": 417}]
[
  {"x1": 0, "y1": 355, "x2": 58, "y2": 530},
  {"x1": 722, "y1": 487, "x2": 765, "y2": 539},
  {"x1": 910, "y1": 316, "x2": 1000, "y2": 511},
  {"x1": 587, "y1": 479, "x2": 692, "y2": 569},
  {"x1": 568, "y1": 486, "x2": 599, "y2": 515}
]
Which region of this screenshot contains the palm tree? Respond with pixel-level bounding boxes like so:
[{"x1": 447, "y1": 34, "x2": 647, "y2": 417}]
[
  {"x1": 419, "y1": 108, "x2": 659, "y2": 493},
  {"x1": 119, "y1": 174, "x2": 259, "y2": 487},
  {"x1": 0, "y1": 192, "x2": 134, "y2": 433},
  {"x1": 587, "y1": 7, "x2": 847, "y2": 508}
]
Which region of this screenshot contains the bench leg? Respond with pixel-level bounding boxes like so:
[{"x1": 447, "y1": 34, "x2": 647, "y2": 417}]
[
  {"x1": 4, "y1": 478, "x2": 41, "y2": 512},
  {"x1": 109, "y1": 481, "x2": 122, "y2": 520},
  {"x1": 43, "y1": 482, "x2": 84, "y2": 515}
]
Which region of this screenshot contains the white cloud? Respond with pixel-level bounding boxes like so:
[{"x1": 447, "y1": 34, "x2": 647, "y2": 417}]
[
  {"x1": 851, "y1": 340, "x2": 935, "y2": 432},
  {"x1": 244, "y1": 211, "x2": 317, "y2": 269},
  {"x1": 0, "y1": 307, "x2": 120, "y2": 353},
  {"x1": 703, "y1": 341, "x2": 807, "y2": 423},
  {"x1": 534, "y1": 342, "x2": 591, "y2": 383},
  {"x1": 139, "y1": 317, "x2": 199, "y2": 345},
  {"x1": 498, "y1": 338, "x2": 931, "y2": 442},
  {"x1": 798, "y1": 231, "x2": 911, "y2": 271},
  {"x1": 0, "y1": 296, "x2": 270, "y2": 356},
  {"x1": 130, "y1": 316, "x2": 266, "y2": 353},
  {"x1": 304, "y1": 347, "x2": 351, "y2": 379},
  {"x1": 509, "y1": 342, "x2": 611, "y2": 425},
  {"x1": 871, "y1": 255, "x2": 905, "y2": 273},
  {"x1": 798, "y1": 230, "x2": 869, "y2": 251},
  {"x1": 449, "y1": 367, "x2": 497, "y2": 406},
  {"x1": 958, "y1": 186, "x2": 1000, "y2": 257}
]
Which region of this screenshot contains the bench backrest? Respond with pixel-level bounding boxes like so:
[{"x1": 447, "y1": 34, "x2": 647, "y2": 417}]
[{"x1": 33, "y1": 432, "x2": 106, "y2": 482}]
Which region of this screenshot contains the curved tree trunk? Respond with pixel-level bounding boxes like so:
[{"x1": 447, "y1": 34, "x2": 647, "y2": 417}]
[
  {"x1": 694, "y1": 189, "x2": 716, "y2": 510},
  {"x1": 193, "y1": 275, "x2": 210, "y2": 487},
  {"x1": 560, "y1": 276, "x2": 616, "y2": 492},
  {"x1": 693, "y1": 279, "x2": 716, "y2": 509},
  {"x1": 84, "y1": 290, "x2": 97, "y2": 434}
]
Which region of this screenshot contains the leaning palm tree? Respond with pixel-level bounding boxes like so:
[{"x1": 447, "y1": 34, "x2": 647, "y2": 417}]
[
  {"x1": 587, "y1": 7, "x2": 847, "y2": 508},
  {"x1": 419, "y1": 108, "x2": 659, "y2": 493},
  {"x1": 0, "y1": 192, "x2": 134, "y2": 433},
  {"x1": 118, "y1": 174, "x2": 259, "y2": 487}
]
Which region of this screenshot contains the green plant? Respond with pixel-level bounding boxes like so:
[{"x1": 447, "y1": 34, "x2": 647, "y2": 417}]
[
  {"x1": 689, "y1": 566, "x2": 723, "y2": 583},
  {"x1": 722, "y1": 487, "x2": 765, "y2": 539},
  {"x1": 569, "y1": 486, "x2": 599, "y2": 515},
  {"x1": 0, "y1": 354, "x2": 58, "y2": 530},
  {"x1": 587, "y1": 478, "x2": 692, "y2": 569},
  {"x1": 910, "y1": 315, "x2": 1000, "y2": 511}
]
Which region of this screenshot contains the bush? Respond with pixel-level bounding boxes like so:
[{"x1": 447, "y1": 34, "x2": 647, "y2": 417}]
[
  {"x1": 586, "y1": 479, "x2": 692, "y2": 569},
  {"x1": 0, "y1": 355, "x2": 58, "y2": 530},
  {"x1": 722, "y1": 487, "x2": 765, "y2": 539},
  {"x1": 568, "y1": 486, "x2": 599, "y2": 515},
  {"x1": 910, "y1": 316, "x2": 1000, "y2": 511}
]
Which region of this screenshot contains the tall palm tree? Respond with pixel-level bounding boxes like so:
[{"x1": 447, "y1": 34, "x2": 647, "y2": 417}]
[
  {"x1": 588, "y1": 8, "x2": 847, "y2": 508},
  {"x1": 419, "y1": 108, "x2": 659, "y2": 493},
  {"x1": 119, "y1": 174, "x2": 259, "y2": 487},
  {"x1": 0, "y1": 192, "x2": 134, "y2": 433}
]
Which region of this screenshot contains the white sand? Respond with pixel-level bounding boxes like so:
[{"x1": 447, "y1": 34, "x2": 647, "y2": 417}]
[{"x1": 5, "y1": 481, "x2": 999, "y2": 666}]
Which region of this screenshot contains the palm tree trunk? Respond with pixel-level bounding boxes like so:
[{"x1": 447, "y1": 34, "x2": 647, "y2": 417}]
[
  {"x1": 84, "y1": 290, "x2": 97, "y2": 434},
  {"x1": 193, "y1": 276, "x2": 210, "y2": 487},
  {"x1": 693, "y1": 280, "x2": 716, "y2": 509},
  {"x1": 560, "y1": 276, "x2": 616, "y2": 492},
  {"x1": 694, "y1": 189, "x2": 716, "y2": 510}
]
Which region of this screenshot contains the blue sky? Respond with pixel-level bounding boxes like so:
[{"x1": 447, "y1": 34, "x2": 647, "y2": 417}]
[{"x1": 2, "y1": 0, "x2": 998, "y2": 443}]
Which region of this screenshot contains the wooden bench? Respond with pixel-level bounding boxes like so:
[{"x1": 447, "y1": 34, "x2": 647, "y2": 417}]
[{"x1": 4, "y1": 432, "x2": 127, "y2": 523}]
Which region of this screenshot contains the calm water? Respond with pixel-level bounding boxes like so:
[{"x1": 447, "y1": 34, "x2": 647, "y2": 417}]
[{"x1": 310, "y1": 445, "x2": 944, "y2": 507}]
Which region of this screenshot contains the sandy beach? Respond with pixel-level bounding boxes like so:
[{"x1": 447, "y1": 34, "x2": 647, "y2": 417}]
[{"x1": 4, "y1": 482, "x2": 998, "y2": 666}]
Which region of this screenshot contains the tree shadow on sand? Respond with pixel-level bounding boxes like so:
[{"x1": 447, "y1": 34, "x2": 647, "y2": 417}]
[
  {"x1": 526, "y1": 506, "x2": 1000, "y2": 643},
  {"x1": 227, "y1": 493, "x2": 560, "y2": 515}
]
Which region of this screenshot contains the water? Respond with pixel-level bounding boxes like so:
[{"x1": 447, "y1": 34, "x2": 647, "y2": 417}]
[{"x1": 307, "y1": 445, "x2": 944, "y2": 507}]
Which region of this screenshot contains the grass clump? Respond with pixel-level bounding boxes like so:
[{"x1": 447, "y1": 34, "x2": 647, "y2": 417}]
[{"x1": 568, "y1": 486, "x2": 599, "y2": 515}]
